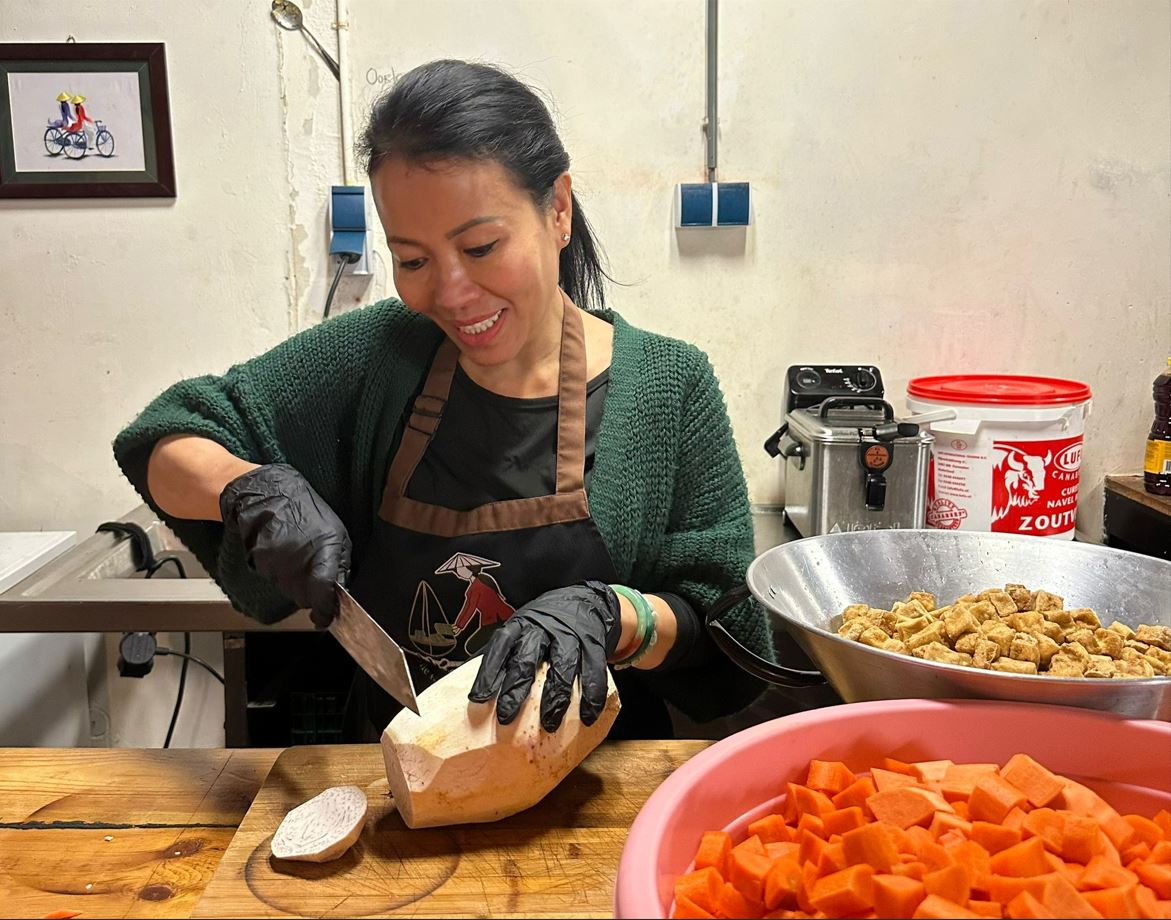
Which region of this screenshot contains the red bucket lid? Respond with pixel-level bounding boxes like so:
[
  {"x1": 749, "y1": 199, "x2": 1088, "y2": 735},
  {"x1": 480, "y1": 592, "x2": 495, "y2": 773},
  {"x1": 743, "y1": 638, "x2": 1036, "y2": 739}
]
[{"x1": 907, "y1": 374, "x2": 1092, "y2": 406}]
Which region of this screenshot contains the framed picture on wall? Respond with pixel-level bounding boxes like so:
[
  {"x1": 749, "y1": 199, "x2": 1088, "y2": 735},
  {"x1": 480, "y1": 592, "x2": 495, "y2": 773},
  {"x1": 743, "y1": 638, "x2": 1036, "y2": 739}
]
[{"x1": 0, "y1": 42, "x2": 176, "y2": 198}]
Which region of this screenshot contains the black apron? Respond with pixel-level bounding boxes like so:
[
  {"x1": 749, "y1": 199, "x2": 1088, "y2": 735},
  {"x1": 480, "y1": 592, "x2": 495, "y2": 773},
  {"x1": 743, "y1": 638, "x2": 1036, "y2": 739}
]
[{"x1": 346, "y1": 298, "x2": 670, "y2": 737}]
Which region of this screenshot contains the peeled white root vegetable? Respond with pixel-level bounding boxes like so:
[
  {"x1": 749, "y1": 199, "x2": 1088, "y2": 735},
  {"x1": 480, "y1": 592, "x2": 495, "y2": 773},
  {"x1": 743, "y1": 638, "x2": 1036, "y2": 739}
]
[
  {"x1": 382, "y1": 659, "x2": 620, "y2": 828},
  {"x1": 270, "y1": 784, "x2": 368, "y2": 862}
]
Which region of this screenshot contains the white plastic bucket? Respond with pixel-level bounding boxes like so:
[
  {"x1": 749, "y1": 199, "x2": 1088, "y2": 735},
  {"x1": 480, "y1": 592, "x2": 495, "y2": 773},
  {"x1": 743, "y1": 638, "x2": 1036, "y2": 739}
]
[{"x1": 906, "y1": 375, "x2": 1092, "y2": 540}]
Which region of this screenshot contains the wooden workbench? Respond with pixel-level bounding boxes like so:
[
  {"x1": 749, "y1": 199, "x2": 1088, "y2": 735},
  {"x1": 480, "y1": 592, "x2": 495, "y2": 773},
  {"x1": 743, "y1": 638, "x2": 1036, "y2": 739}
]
[{"x1": 0, "y1": 741, "x2": 708, "y2": 918}]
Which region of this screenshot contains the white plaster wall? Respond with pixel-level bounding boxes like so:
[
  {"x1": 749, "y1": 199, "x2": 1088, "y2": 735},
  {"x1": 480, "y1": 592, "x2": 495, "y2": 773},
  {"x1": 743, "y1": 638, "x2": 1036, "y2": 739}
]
[
  {"x1": 350, "y1": 0, "x2": 1171, "y2": 537},
  {"x1": 1, "y1": 0, "x2": 1168, "y2": 746}
]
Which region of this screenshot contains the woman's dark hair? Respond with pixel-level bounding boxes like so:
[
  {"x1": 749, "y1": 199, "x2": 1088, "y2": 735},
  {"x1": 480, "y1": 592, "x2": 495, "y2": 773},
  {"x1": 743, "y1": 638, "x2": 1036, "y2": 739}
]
[{"x1": 357, "y1": 60, "x2": 609, "y2": 312}]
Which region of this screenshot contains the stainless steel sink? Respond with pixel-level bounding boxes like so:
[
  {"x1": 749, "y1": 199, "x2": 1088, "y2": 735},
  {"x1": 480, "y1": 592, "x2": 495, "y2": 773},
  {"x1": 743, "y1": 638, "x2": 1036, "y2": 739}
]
[{"x1": 0, "y1": 504, "x2": 313, "y2": 632}]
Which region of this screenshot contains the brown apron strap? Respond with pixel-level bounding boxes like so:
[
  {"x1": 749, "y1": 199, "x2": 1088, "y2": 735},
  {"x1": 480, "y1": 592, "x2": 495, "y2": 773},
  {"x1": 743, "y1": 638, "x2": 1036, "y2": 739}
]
[{"x1": 377, "y1": 292, "x2": 593, "y2": 534}]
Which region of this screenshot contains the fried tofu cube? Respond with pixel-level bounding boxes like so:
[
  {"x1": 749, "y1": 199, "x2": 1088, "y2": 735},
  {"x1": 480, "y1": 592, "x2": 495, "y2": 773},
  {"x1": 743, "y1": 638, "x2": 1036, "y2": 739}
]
[
  {"x1": 968, "y1": 600, "x2": 998, "y2": 623},
  {"x1": 841, "y1": 604, "x2": 873, "y2": 622},
  {"x1": 859, "y1": 626, "x2": 892, "y2": 649},
  {"x1": 883, "y1": 638, "x2": 910, "y2": 655},
  {"x1": 1107, "y1": 621, "x2": 1136, "y2": 639},
  {"x1": 1005, "y1": 584, "x2": 1034, "y2": 611},
  {"x1": 983, "y1": 624, "x2": 1016, "y2": 656},
  {"x1": 1009, "y1": 633, "x2": 1041, "y2": 665},
  {"x1": 1061, "y1": 641, "x2": 1092, "y2": 665},
  {"x1": 1125, "y1": 638, "x2": 1151, "y2": 654},
  {"x1": 956, "y1": 593, "x2": 979, "y2": 606},
  {"x1": 1135, "y1": 625, "x2": 1171, "y2": 652},
  {"x1": 1085, "y1": 656, "x2": 1116, "y2": 679},
  {"x1": 1042, "y1": 608, "x2": 1074, "y2": 627},
  {"x1": 1145, "y1": 646, "x2": 1171, "y2": 665},
  {"x1": 1117, "y1": 656, "x2": 1156, "y2": 678},
  {"x1": 1036, "y1": 635, "x2": 1062, "y2": 668},
  {"x1": 1033, "y1": 591, "x2": 1064, "y2": 612},
  {"x1": 984, "y1": 590, "x2": 1018, "y2": 616},
  {"x1": 973, "y1": 638, "x2": 1002, "y2": 669},
  {"x1": 906, "y1": 591, "x2": 937, "y2": 612},
  {"x1": 943, "y1": 607, "x2": 981, "y2": 641},
  {"x1": 896, "y1": 616, "x2": 931, "y2": 642},
  {"x1": 954, "y1": 632, "x2": 981, "y2": 655},
  {"x1": 839, "y1": 619, "x2": 868, "y2": 641},
  {"x1": 1066, "y1": 628, "x2": 1099, "y2": 654},
  {"x1": 1069, "y1": 608, "x2": 1102, "y2": 629},
  {"x1": 900, "y1": 599, "x2": 932, "y2": 622},
  {"x1": 1093, "y1": 628, "x2": 1125, "y2": 659},
  {"x1": 1047, "y1": 652, "x2": 1087, "y2": 677},
  {"x1": 915, "y1": 642, "x2": 972, "y2": 666},
  {"x1": 906, "y1": 621, "x2": 947, "y2": 651},
  {"x1": 990, "y1": 658, "x2": 1039, "y2": 675},
  {"x1": 1041, "y1": 620, "x2": 1064, "y2": 642},
  {"x1": 1007, "y1": 611, "x2": 1045, "y2": 633},
  {"x1": 1144, "y1": 655, "x2": 1169, "y2": 676}
]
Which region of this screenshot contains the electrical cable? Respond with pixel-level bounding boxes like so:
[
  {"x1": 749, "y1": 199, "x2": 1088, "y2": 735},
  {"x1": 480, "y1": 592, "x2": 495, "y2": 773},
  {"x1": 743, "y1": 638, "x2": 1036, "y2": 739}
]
[
  {"x1": 155, "y1": 647, "x2": 226, "y2": 684},
  {"x1": 163, "y1": 633, "x2": 190, "y2": 749},
  {"x1": 322, "y1": 253, "x2": 357, "y2": 320}
]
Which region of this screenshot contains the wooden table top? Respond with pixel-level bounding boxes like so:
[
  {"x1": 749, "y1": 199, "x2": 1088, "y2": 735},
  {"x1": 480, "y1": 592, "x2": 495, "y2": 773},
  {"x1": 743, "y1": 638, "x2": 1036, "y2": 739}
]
[
  {"x1": 0, "y1": 741, "x2": 708, "y2": 918},
  {"x1": 1106, "y1": 473, "x2": 1171, "y2": 518}
]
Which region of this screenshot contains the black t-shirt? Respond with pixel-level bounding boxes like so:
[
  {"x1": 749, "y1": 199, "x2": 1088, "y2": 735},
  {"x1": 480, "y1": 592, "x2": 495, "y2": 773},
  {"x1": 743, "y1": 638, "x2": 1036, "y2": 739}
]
[{"x1": 405, "y1": 363, "x2": 609, "y2": 508}]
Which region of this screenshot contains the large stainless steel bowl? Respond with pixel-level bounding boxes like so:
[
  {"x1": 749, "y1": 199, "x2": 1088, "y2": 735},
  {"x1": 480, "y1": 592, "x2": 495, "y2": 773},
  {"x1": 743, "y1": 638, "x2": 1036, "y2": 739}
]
[{"x1": 710, "y1": 530, "x2": 1171, "y2": 720}]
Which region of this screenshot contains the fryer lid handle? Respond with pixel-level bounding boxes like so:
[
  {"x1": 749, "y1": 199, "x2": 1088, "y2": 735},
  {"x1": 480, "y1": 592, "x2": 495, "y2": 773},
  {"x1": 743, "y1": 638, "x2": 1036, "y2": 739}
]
[{"x1": 706, "y1": 583, "x2": 827, "y2": 688}]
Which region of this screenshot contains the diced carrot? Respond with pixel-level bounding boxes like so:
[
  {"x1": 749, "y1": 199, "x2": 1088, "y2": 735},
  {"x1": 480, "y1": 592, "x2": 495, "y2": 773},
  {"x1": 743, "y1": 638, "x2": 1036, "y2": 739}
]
[
  {"x1": 1083, "y1": 884, "x2": 1143, "y2": 919},
  {"x1": 1041, "y1": 852, "x2": 1080, "y2": 885},
  {"x1": 797, "y1": 860, "x2": 819, "y2": 914},
  {"x1": 764, "y1": 856, "x2": 803, "y2": 911},
  {"x1": 736, "y1": 834, "x2": 768, "y2": 857},
  {"x1": 1061, "y1": 814, "x2": 1101, "y2": 865},
  {"x1": 806, "y1": 759, "x2": 858, "y2": 795},
  {"x1": 1003, "y1": 808, "x2": 1029, "y2": 833},
  {"x1": 695, "y1": 830, "x2": 733, "y2": 875},
  {"x1": 833, "y1": 777, "x2": 879, "y2": 813},
  {"x1": 797, "y1": 813, "x2": 827, "y2": 839},
  {"x1": 873, "y1": 873, "x2": 926, "y2": 919},
  {"x1": 1151, "y1": 841, "x2": 1171, "y2": 865},
  {"x1": 883, "y1": 757, "x2": 918, "y2": 776},
  {"x1": 930, "y1": 811, "x2": 973, "y2": 841},
  {"x1": 788, "y1": 782, "x2": 837, "y2": 818},
  {"x1": 750, "y1": 814, "x2": 794, "y2": 845},
  {"x1": 872, "y1": 768, "x2": 921, "y2": 792},
  {"x1": 925, "y1": 862, "x2": 972, "y2": 904},
  {"x1": 675, "y1": 867, "x2": 726, "y2": 915},
  {"x1": 912, "y1": 893, "x2": 983, "y2": 918},
  {"x1": 1123, "y1": 841, "x2": 1154, "y2": 864},
  {"x1": 841, "y1": 823, "x2": 902, "y2": 873},
  {"x1": 966, "y1": 900, "x2": 1004, "y2": 918},
  {"x1": 912, "y1": 760, "x2": 956, "y2": 785},
  {"x1": 765, "y1": 841, "x2": 801, "y2": 862},
  {"x1": 947, "y1": 840, "x2": 993, "y2": 880},
  {"x1": 970, "y1": 775, "x2": 1030, "y2": 824},
  {"x1": 808, "y1": 864, "x2": 876, "y2": 915},
  {"x1": 731, "y1": 846, "x2": 775, "y2": 904},
  {"x1": 824, "y1": 806, "x2": 868, "y2": 837},
  {"x1": 1136, "y1": 862, "x2": 1171, "y2": 899},
  {"x1": 1001, "y1": 754, "x2": 1065, "y2": 808},
  {"x1": 798, "y1": 828, "x2": 828, "y2": 867},
  {"x1": 941, "y1": 764, "x2": 1000, "y2": 801},
  {"x1": 816, "y1": 841, "x2": 848, "y2": 876},
  {"x1": 973, "y1": 821, "x2": 1024, "y2": 855},
  {"x1": 1135, "y1": 885, "x2": 1163, "y2": 920},
  {"x1": 716, "y1": 881, "x2": 765, "y2": 919},
  {"x1": 985, "y1": 873, "x2": 1060, "y2": 904},
  {"x1": 1040, "y1": 874, "x2": 1104, "y2": 918},
  {"x1": 1004, "y1": 890, "x2": 1057, "y2": 919},
  {"x1": 868, "y1": 786, "x2": 954, "y2": 830},
  {"x1": 1128, "y1": 814, "x2": 1166, "y2": 847},
  {"x1": 990, "y1": 837, "x2": 1052, "y2": 878},
  {"x1": 1061, "y1": 781, "x2": 1136, "y2": 852},
  {"x1": 894, "y1": 860, "x2": 929, "y2": 881},
  {"x1": 954, "y1": 801, "x2": 972, "y2": 820},
  {"x1": 939, "y1": 829, "x2": 969, "y2": 850},
  {"x1": 1021, "y1": 808, "x2": 1066, "y2": 854},
  {"x1": 1155, "y1": 811, "x2": 1171, "y2": 839},
  {"x1": 673, "y1": 893, "x2": 716, "y2": 919}
]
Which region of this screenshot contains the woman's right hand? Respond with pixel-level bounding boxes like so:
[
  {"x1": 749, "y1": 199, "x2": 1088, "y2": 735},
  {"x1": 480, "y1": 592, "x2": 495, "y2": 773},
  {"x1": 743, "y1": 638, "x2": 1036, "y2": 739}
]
[{"x1": 219, "y1": 464, "x2": 352, "y2": 627}]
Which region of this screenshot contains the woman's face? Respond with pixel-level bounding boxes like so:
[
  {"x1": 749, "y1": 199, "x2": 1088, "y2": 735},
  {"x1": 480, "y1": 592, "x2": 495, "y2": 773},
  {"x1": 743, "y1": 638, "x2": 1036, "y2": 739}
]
[{"x1": 371, "y1": 157, "x2": 571, "y2": 368}]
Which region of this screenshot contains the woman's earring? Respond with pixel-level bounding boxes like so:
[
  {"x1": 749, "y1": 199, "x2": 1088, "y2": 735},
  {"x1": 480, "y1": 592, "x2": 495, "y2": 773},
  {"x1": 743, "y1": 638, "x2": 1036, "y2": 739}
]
[{"x1": 561, "y1": 233, "x2": 570, "y2": 242}]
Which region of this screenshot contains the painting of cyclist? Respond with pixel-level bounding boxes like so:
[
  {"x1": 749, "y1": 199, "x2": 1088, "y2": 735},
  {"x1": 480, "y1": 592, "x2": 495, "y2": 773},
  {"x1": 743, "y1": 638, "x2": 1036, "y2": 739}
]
[
  {"x1": 66, "y1": 94, "x2": 94, "y2": 135},
  {"x1": 53, "y1": 91, "x2": 72, "y2": 128}
]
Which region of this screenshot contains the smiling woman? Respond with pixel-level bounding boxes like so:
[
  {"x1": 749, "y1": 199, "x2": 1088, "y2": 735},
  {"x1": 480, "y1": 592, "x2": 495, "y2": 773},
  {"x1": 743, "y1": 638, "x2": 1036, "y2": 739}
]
[{"x1": 112, "y1": 59, "x2": 775, "y2": 741}]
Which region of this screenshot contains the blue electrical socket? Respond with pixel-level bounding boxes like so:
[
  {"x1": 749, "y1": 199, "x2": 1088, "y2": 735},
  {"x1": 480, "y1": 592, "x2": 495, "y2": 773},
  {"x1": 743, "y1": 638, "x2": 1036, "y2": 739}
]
[
  {"x1": 329, "y1": 186, "x2": 367, "y2": 265},
  {"x1": 675, "y1": 181, "x2": 751, "y2": 228}
]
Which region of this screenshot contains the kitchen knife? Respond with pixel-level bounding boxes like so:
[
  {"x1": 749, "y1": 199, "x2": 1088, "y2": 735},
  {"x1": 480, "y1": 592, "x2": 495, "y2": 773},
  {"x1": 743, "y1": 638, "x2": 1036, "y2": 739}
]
[{"x1": 331, "y1": 583, "x2": 420, "y2": 716}]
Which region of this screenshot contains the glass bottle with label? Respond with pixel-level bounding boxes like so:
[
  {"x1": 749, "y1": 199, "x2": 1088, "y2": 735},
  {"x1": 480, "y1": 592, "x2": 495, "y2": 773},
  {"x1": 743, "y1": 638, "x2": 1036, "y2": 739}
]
[{"x1": 1144, "y1": 358, "x2": 1171, "y2": 496}]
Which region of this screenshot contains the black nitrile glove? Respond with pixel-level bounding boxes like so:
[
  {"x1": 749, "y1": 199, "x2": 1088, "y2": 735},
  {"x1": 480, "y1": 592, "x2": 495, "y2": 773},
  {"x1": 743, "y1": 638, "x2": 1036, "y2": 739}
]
[
  {"x1": 468, "y1": 580, "x2": 623, "y2": 733},
  {"x1": 219, "y1": 463, "x2": 351, "y2": 628}
]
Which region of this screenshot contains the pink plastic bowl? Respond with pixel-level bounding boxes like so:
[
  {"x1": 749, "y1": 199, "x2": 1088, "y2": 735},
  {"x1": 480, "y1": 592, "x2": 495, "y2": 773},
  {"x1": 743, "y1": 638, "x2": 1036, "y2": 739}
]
[{"x1": 614, "y1": 699, "x2": 1171, "y2": 918}]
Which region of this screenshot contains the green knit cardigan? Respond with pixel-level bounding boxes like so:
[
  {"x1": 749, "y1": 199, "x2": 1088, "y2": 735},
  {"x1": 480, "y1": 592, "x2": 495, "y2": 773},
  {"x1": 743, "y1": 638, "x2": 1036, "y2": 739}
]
[{"x1": 113, "y1": 299, "x2": 774, "y2": 720}]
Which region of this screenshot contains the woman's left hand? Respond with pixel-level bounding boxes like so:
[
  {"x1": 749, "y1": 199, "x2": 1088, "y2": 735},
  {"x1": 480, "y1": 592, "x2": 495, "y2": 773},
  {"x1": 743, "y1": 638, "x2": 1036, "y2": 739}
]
[{"x1": 468, "y1": 581, "x2": 622, "y2": 732}]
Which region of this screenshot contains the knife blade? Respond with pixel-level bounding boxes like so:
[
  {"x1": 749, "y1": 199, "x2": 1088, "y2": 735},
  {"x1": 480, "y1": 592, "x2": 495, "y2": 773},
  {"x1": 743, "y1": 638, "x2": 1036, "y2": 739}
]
[{"x1": 330, "y1": 583, "x2": 420, "y2": 716}]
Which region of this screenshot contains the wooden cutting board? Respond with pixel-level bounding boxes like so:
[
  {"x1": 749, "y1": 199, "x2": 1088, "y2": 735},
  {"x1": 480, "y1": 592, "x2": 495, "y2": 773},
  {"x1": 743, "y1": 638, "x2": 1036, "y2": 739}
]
[{"x1": 192, "y1": 740, "x2": 705, "y2": 918}]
